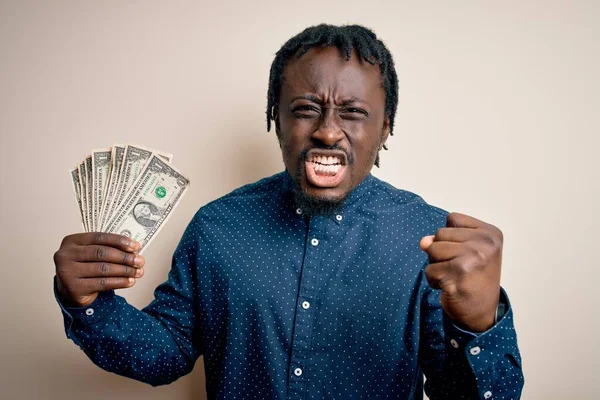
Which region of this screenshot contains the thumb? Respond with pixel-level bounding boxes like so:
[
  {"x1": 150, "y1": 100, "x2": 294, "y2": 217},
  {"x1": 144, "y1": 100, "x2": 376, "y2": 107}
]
[{"x1": 420, "y1": 235, "x2": 435, "y2": 252}]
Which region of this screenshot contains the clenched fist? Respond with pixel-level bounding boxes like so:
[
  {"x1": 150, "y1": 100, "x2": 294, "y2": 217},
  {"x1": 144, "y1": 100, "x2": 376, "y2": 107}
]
[
  {"x1": 420, "y1": 212, "x2": 503, "y2": 332},
  {"x1": 53, "y1": 233, "x2": 145, "y2": 307}
]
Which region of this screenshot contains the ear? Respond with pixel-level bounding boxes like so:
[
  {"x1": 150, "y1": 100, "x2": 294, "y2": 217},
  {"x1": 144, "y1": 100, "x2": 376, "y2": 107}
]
[{"x1": 381, "y1": 114, "x2": 391, "y2": 145}]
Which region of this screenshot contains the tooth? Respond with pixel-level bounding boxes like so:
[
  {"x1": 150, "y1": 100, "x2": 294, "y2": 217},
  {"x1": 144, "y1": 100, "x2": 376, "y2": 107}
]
[{"x1": 328, "y1": 156, "x2": 333, "y2": 164}]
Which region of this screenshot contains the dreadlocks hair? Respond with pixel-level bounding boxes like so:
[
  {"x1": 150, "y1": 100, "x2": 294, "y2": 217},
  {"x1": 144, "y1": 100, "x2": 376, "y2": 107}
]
[{"x1": 266, "y1": 24, "x2": 399, "y2": 167}]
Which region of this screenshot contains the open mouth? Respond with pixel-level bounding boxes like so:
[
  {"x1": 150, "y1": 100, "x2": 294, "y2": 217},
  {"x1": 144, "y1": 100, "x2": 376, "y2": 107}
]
[{"x1": 304, "y1": 150, "x2": 348, "y2": 188}]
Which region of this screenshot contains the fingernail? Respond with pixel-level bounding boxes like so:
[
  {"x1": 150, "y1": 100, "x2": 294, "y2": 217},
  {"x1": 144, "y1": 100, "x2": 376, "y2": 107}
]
[
  {"x1": 128, "y1": 277, "x2": 135, "y2": 285},
  {"x1": 130, "y1": 241, "x2": 140, "y2": 250},
  {"x1": 134, "y1": 256, "x2": 144, "y2": 267},
  {"x1": 135, "y1": 268, "x2": 144, "y2": 278}
]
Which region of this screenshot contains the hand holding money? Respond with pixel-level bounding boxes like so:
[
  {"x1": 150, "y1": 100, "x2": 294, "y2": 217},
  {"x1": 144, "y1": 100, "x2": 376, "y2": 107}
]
[
  {"x1": 56, "y1": 144, "x2": 189, "y2": 306},
  {"x1": 54, "y1": 233, "x2": 144, "y2": 307}
]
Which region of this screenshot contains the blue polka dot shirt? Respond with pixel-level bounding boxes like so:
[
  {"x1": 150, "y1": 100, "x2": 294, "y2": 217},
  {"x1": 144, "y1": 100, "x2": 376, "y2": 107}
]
[{"x1": 56, "y1": 172, "x2": 524, "y2": 399}]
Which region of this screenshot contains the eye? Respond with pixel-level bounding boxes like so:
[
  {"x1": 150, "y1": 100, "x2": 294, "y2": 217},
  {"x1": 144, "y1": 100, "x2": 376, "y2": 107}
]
[
  {"x1": 340, "y1": 107, "x2": 369, "y2": 120},
  {"x1": 291, "y1": 105, "x2": 321, "y2": 118}
]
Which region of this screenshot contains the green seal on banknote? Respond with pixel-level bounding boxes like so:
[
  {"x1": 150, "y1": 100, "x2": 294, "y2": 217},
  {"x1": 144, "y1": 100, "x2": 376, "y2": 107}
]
[{"x1": 155, "y1": 186, "x2": 167, "y2": 198}]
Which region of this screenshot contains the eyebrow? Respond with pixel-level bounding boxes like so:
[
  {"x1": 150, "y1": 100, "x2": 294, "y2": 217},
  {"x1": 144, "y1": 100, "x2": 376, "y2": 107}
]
[{"x1": 290, "y1": 95, "x2": 366, "y2": 105}]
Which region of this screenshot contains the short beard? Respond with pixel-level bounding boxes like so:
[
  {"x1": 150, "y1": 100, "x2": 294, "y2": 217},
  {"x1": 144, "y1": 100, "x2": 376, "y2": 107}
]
[
  {"x1": 290, "y1": 181, "x2": 347, "y2": 216},
  {"x1": 289, "y1": 147, "x2": 351, "y2": 217}
]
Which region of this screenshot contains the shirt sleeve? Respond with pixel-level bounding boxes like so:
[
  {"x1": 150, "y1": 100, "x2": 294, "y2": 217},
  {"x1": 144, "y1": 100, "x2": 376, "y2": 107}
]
[
  {"x1": 419, "y1": 286, "x2": 524, "y2": 400},
  {"x1": 54, "y1": 215, "x2": 203, "y2": 386}
]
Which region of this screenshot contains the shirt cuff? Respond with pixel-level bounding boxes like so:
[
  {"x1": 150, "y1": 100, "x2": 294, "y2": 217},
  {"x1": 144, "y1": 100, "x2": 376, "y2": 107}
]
[
  {"x1": 443, "y1": 288, "x2": 522, "y2": 398},
  {"x1": 53, "y1": 276, "x2": 117, "y2": 343}
]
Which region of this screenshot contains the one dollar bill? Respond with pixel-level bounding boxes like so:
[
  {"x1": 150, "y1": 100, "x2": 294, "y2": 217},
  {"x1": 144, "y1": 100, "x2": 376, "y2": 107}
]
[
  {"x1": 103, "y1": 153, "x2": 189, "y2": 253},
  {"x1": 102, "y1": 144, "x2": 172, "y2": 231}
]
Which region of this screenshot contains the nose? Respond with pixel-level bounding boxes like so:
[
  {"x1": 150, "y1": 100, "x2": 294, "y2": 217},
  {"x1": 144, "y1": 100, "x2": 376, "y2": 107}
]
[{"x1": 312, "y1": 108, "x2": 344, "y2": 146}]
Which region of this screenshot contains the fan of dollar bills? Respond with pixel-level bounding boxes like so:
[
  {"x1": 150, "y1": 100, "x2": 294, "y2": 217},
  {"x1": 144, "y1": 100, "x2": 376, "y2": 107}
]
[{"x1": 69, "y1": 144, "x2": 190, "y2": 253}]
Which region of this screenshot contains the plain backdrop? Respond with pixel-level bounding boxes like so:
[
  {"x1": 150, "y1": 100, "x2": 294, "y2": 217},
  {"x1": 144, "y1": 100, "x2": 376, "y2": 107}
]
[{"x1": 0, "y1": 1, "x2": 598, "y2": 399}]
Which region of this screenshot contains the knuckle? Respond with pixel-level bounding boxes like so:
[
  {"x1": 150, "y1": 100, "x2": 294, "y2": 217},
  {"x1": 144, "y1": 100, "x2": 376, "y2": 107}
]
[
  {"x1": 61, "y1": 233, "x2": 80, "y2": 247},
  {"x1": 94, "y1": 232, "x2": 105, "y2": 244},
  {"x1": 441, "y1": 258, "x2": 462, "y2": 279},
  {"x1": 449, "y1": 258, "x2": 468, "y2": 276},
  {"x1": 53, "y1": 250, "x2": 63, "y2": 265},
  {"x1": 473, "y1": 249, "x2": 487, "y2": 267},
  {"x1": 121, "y1": 251, "x2": 131, "y2": 265},
  {"x1": 99, "y1": 278, "x2": 107, "y2": 291},
  {"x1": 60, "y1": 235, "x2": 71, "y2": 247},
  {"x1": 446, "y1": 213, "x2": 459, "y2": 226},
  {"x1": 464, "y1": 243, "x2": 486, "y2": 266},
  {"x1": 98, "y1": 262, "x2": 109, "y2": 276},
  {"x1": 493, "y1": 227, "x2": 504, "y2": 246},
  {"x1": 53, "y1": 249, "x2": 72, "y2": 269},
  {"x1": 441, "y1": 280, "x2": 457, "y2": 296},
  {"x1": 479, "y1": 232, "x2": 496, "y2": 247},
  {"x1": 95, "y1": 246, "x2": 107, "y2": 261}
]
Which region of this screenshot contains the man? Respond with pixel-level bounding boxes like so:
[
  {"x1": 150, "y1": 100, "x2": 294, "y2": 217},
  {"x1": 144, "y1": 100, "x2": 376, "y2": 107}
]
[{"x1": 54, "y1": 24, "x2": 524, "y2": 399}]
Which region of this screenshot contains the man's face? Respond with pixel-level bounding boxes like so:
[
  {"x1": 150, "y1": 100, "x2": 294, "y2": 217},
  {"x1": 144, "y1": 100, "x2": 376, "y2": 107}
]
[{"x1": 275, "y1": 46, "x2": 390, "y2": 207}]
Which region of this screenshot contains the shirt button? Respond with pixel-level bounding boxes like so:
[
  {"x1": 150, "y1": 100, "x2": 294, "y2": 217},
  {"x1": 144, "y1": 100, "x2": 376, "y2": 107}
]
[
  {"x1": 294, "y1": 368, "x2": 303, "y2": 376},
  {"x1": 296, "y1": 208, "x2": 302, "y2": 215},
  {"x1": 484, "y1": 390, "x2": 492, "y2": 399},
  {"x1": 335, "y1": 214, "x2": 343, "y2": 221},
  {"x1": 311, "y1": 238, "x2": 319, "y2": 246},
  {"x1": 470, "y1": 346, "x2": 481, "y2": 356},
  {"x1": 85, "y1": 308, "x2": 94, "y2": 316},
  {"x1": 302, "y1": 301, "x2": 310, "y2": 310},
  {"x1": 450, "y1": 339, "x2": 459, "y2": 348}
]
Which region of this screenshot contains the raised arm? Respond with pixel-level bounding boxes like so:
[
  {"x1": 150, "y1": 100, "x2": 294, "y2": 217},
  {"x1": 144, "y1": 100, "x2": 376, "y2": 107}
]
[{"x1": 419, "y1": 212, "x2": 524, "y2": 399}]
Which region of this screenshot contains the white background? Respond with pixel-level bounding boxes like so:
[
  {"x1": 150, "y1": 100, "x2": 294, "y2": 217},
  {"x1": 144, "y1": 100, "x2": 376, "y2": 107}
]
[{"x1": 0, "y1": 1, "x2": 598, "y2": 398}]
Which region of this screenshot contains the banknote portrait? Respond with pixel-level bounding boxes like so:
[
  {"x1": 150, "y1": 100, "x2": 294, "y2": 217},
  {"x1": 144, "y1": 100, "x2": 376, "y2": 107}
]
[{"x1": 133, "y1": 201, "x2": 160, "y2": 227}]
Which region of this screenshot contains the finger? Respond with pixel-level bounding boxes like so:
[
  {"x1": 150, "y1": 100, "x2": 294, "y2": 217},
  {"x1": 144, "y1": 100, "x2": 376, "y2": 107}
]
[
  {"x1": 81, "y1": 277, "x2": 136, "y2": 293},
  {"x1": 70, "y1": 232, "x2": 140, "y2": 252},
  {"x1": 425, "y1": 241, "x2": 463, "y2": 263},
  {"x1": 424, "y1": 259, "x2": 463, "y2": 292},
  {"x1": 420, "y1": 235, "x2": 435, "y2": 251},
  {"x1": 77, "y1": 262, "x2": 144, "y2": 279},
  {"x1": 446, "y1": 212, "x2": 487, "y2": 229},
  {"x1": 434, "y1": 227, "x2": 477, "y2": 243},
  {"x1": 74, "y1": 245, "x2": 145, "y2": 267}
]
